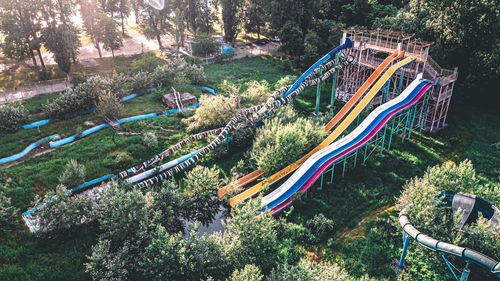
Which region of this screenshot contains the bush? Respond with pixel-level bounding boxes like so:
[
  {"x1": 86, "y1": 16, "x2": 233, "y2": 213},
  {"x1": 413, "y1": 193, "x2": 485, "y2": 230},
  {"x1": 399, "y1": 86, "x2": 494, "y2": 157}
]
[
  {"x1": 151, "y1": 64, "x2": 176, "y2": 87},
  {"x1": 44, "y1": 73, "x2": 127, "y2": 119},
  {"x1": 0, "y1": 191, "x2": 18, "y2": 236},
  {"x1": 183, "y1": 165, "x2": 223, "y2": 198},
  {"x1": 142, "y1": 132, "x2": 158, "y2": 150},
  {"x1": 58, "y1": 159, "x2": 86, "y2": 188},
  {"x1": 241, "y1": 80, "x2": 270, "y2": 106},
  {"x1": 229, "y1": 264, "x2": 263, "y2": 281},
  {"x1": 97, "y1": 90, "x2": 123, "y2": 120},
  {"x1": 306, "y1": 213, "x2": 335, "y2": 242},
  {"x1": 186, "y1": 94, "x2": 237, "y2": 132},
  {"x1": 0, "y1": 103, "x2": 28, "y2": 132},
  {"x1": 250, "y1": 107, "x2": 326, "y2": 173},
  {"x1": 132, "y1": 52, "x2": 164, "y2": 73},
  {"x1": 268, "y1": 258, "x2": 351, "y2": 281},
  {"x1": 126, "y1": 71, "x2": 154, "y2": 93},
  {"x1": 191, "y1": 35, "x2": 221, "y2": 57}
]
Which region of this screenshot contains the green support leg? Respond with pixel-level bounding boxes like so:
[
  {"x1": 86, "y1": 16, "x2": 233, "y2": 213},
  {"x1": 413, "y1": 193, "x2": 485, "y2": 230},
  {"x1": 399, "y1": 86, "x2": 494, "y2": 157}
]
[
  {"x1": 353, "y1": 150, "x2": 358, "y2": 168},
  {"x1": 397, "y1": 69, "x2": 405, "y2": 96},
  {"x1": 330, "y1": 54, "x2": 339, "y2": 108},
  {"x1": 387, "y1": 118, "x2": 395, "y2": 152},
  {"x1": 408, "y1": 105, "x2": 417, "y2": 140},
  {"x1": 380, "y1": 123, "x2": 388, "y2": 156},
  {"x1": 329, "y1": 164, "x2": 335, "y2": 184},
  {"x1": 316, "y1": 66, "x2": 323, "y2": 114},
  {"x1": 320, "y1": 173, "x2": 324, "y2": 190},
  {"x1": 420, "y1": 92, "x2": 431, "y2": 133},
  {"x1": 342, "y1": 157, "x2": 346, "y2": 177},
  {"x1": 363, "y1": 143, "x2": 368, "y2": 165},
  {"x1": 402, "y1": 110, "x2": 411, "y2": 143}
]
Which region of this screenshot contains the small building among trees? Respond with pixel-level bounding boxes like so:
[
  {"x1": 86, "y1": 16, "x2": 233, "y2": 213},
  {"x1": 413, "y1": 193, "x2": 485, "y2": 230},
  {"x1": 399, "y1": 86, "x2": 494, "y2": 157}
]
[{"x1": 162, "y1": 90, "x2": 198, "y2": 109}]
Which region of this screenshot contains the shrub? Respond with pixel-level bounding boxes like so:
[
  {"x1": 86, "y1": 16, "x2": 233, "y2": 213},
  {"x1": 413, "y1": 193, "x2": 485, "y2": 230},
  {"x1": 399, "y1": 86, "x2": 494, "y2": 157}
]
[
  {"x1": 268, "y1": 258, "x2": 351, "y2": 281},
  {"x1": 250, "y1": 107, "x2": 326, "y2": 173},
  {"x1": 186, "y1": 94, "x2": 237, "y2": 132},
  {"x1": 229, "y1": 264, "x2": 263, "y2": 281},
  {"x1": 142, "y1": 132, "x2": 158, "y2": 150},
  {"x1": 58, "y1": 159, "x2": 86, "y2": 188},
  {"x1": 97, "y1": 90, "x2": 123, "y2": 120},
  {"x1": 132, "y1": 52, "x2": 164, "y2": 73},
  {"x1": 183, "y1": 165, "x2": 222, "y2": 198},
  {"x1": 0, "y1": 103, "x2": 28, "y2": 132},
  {"x1": 306, "y1": 213, "x2": 335, "y2": 242},
  {"x1": 191, "y1": 35, "x2": 221, "y2": 57},
  {"x1": 126, "y1": 71, "x2": 153, "y2": 93},
  {"x1": 0, "y1": 191, "x2": 18, "y2": 236},
  {"x1": 151, "y1": 64, "x2": 175, "y2": 87},
  {"x1": 241, "y1": 80, "x2": 270, "y2": 106},
  {"x1": 274, "y1": 75, "x2": 297, "y2": 90},
  {"x1": 181, "y1": 63, "x2": 206, "y2": 84}
]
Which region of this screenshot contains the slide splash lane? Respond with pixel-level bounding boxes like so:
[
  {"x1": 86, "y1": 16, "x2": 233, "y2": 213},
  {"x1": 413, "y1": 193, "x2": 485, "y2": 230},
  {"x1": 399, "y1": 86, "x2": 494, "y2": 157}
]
[{"x1": 262, "y1": 75, "x2": 432, "y2": 214}]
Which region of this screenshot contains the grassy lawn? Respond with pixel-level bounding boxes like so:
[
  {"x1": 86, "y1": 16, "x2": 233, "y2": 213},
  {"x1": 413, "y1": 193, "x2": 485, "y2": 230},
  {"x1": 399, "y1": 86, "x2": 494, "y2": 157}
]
[{"x1": 1, "y1": 55, "x2": 498, "y2": 280}]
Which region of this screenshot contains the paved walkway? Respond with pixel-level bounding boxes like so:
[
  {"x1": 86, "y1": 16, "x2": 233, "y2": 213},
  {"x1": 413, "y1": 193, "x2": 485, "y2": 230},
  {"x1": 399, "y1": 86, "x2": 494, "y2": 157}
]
[{"x1": 0, "y1": 81, "x2": 72, "y2": 105}]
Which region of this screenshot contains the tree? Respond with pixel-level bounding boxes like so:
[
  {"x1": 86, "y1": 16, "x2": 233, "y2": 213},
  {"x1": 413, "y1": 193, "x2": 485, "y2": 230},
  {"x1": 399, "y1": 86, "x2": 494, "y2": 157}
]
[
  {"x1": 267, "y1": 258, "x2": 351, "y2": 281},
  {"x1": 58, "y1": 159, "x2": 86, "y2": 188},
  {"x1": 0, "y1": 191, "x2": 18, "y2": 236},
  {"x1": 101, "y1": 15, "x2": 124, "y2": 58},
  {"x1": 0, "y1": 103, "x2": 28, "y2": 132},
  {"x1": 243, "y1": 0, "x2": 267, "y2": 39},
  {"x1": 186, "y1": 0, "x2": 217, "y2": 34},
  {"x1": 181, "y1": 166, "x2": 223, "y2": 226},
  {"x1": 150, "y1": 181, "x2": 185, "y2": 233},
  {"x1": 191, "y1": 35, "x2": 221, "y2": 57},
  {"x1": 396, "y1": 160, "x2": 500, "y2": 280},
  {"x1": 97, "y1": 90, "x2": 124, "y2": 120},
  {"x1": 277, "y1": 21, "x2": 304, "y2": 59},
  {"x1": 229, "y1": 264, "x2": 263, "y2": 281},
  {"x1": 339, "y1": 0, "x2": 373, "y2": 27},
  {"x1": 172, "y1": 8, "x2": 186, "y2": 56},
  {"x1": 117, "y1": 0, "x2": 131, "y2": 35},
  {"x1": 0, "y1": 0, "x2": 47, "y2": 76},
  {"x1": 222, "y1": 0, "x2": 242, "y2": 43},
  {"x1": 80, "y1": 0, "x2": 106, "y2": 59},
  {"x1": 43, "y1": 24, "x2": 80, "y2": 80},
  {"x1": 138, "y1": 3, "x2": 171, "y2": 49}
]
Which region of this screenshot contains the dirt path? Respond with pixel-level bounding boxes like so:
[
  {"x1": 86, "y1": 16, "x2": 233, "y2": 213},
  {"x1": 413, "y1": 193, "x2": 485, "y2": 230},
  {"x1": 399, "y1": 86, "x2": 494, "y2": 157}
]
[{"x1": 336, "y1": 205, "x2": 396, "y2": 241}]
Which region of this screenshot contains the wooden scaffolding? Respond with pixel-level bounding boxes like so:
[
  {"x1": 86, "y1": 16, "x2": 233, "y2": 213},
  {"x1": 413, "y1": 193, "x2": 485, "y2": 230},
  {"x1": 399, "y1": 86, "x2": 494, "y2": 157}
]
[{"x1": 336, "y1": 28, "x2": 458, "y2": 132}]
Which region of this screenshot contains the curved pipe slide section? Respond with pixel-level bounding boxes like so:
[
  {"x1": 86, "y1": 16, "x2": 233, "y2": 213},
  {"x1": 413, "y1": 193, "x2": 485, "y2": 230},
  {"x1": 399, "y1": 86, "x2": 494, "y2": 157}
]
[
  {"x1": 399, "y1": 211, "x2": 500, "y2": 278},
  {"x1": 0, "y1": 134, "x2": 60, "y2": 164},
  {"x1": 262, "y1": 76, "x2": 432, "y2": 214}
]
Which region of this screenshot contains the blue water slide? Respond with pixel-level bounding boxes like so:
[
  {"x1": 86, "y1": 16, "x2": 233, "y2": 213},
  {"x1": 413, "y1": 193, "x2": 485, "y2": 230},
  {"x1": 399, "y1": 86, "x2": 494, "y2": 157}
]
[
  {"x1": 0, "y1": 134, "x2": 60, "y2": 164},
  {"x1": 283, "y1": 38, "x2": 353, "y2": 98}
]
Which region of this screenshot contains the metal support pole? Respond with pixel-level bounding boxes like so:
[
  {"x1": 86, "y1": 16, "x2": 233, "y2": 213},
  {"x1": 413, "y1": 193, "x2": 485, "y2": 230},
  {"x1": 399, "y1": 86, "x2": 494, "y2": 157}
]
[
  {"x1": 402, "y1": 110, "x2": 411, "y2": 143},
  {"x1": 353, "y1": 150, "x2": 358, "y2": 168},
  {"x1": 316, "y1": 66, "x2": 323, "y2": 114},
  {"x1": 420, "y1": 91, "x2": 431, "y2": 133},
  {"x1": 319, "y1": 173, "x2": 324, "y2": 190},
  {"x1": 330, "y1": 54, "x2": 339, "y2": 108},
  {"x1": 388, "y1": 118, "x2": 395, "y2": 152},
  {"x1": 342, "y1": 157, "x2": 346, "y2": 177},
  {"x1": 408, "y1": 105, "x2": 418, "y2": 140},
  {"x1": 397, "y1": 69, "x2": 405, "y2": 96},
  {"x1": 441, "y1": 255, "x2": 460, "y2": 281},
  {"x1": 380, "y1": 124, "x2": 388, "y2": 156},
  {"x1": 329, "y1": 164, "x2": 335, "y2": 184},
  {"x1": 363, "y1": 143, "x2": 368, "y2": 165},
  {"x1": 398, "y1": 233, "x2": 410, "y2": 269},
  {"x1": 459, "y1": 263, "x2": 470, "y2": 281}
]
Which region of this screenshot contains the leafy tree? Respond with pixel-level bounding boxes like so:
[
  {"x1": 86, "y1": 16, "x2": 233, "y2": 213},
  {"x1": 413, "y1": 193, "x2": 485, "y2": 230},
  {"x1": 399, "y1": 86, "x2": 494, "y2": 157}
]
[
  {"x1": 0, "y1": 0, "x2": 47, "y2": 76},
  {"x1": 132, "y1": 52, "x2": 165, "y2": 72},
  {"x1": 267, "y1": 0, "x2": 317, "y2": 39},
  {"x1": 397, "y1": 160, "x2": 500, "y2": 280},
  {"x1": 0, "y1": 191, "x2": 18, "y2": 236},
  {"x1": 185, "y1": 93, "x2": 237, "y2": 132},
  {"x1": 58, "y1": 159, "x2": 86, "y2": 188},
  {"x1": 150, "y1": 181, "x2": 185, "y2": 233},
  {"x1": 222, "y1": 0, "x2": 242, "y2": 43},
  {"x1": 191, "y1": 35, "x2": 221, "y2": 57},
  {"x1": 97, "y1": 90, "x2": 124, "y2": 120},
  {"x1": 181, "y1": 166, "x2": 223, "y2": 226},
  {"x1": 240, "y1": 80, "x2": 270, "y2": 106},
  {"x1": 267, "y1": 258, "x2": 351, "y2": 281},
  {"x1": 138, "y1": 2, "x2": 171, "y2": 49},
  {"x1": 43, "y1": 24, "x2": 80, "y2": 80},
  {"x1": 219, "y1": 197, "x2": 283, "y2": 274},
  {"x1": 101, "y1": 15, "x2": 124, "y2": 58},
  {"x1": 80, "y1": 0, "x2": 105, "y2": 59},
  {"x1": 172, "y1": 8, "x2": 186, "y2": 56},
  {"x1": 243, "y1": 0, "x2": 267, "y2": 39},
  {"x1": 278, "y1": 21, "x2": 304, "y2": 59},
  {"x1": 0, "y1": 103, "x2": 28, "y2": 132},
  {"x1": 186, "y1": 0, "x2": 217, "y2": 34},
  {"x1": 339, "y1": 0, "x2": 374, "y2": 27},
  {"x1": 250, "y1": 107, "x2": 326, "y2": 174},
  {"x1": 305, "y1": 213, "x2": 335, "y2": 242},
  {"x1": 127, "y1": 71, "x2": 154, "y2": 92},
  {"x1": 117, "y1": 0, "x2": 131, "y2": 35},
  {"x1": 229, "y1": 264, "x2": 263, "y2": 281}
]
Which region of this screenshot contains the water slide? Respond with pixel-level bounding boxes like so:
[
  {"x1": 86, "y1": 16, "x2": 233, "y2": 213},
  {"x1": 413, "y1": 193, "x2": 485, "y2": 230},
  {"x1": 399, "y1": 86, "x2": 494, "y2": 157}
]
[
  {"x1": 229, "y1": 55, "x2": 415, "y2": 207},
  {"x1": 399, "y1": 192, "x2": 500, "y2": 279},
  {"x1": 218, "y1": 50, "x2": 403, "y2": 198},
  {"x1": 262, "y1": 75, "x2": 433, "y2": 214}
]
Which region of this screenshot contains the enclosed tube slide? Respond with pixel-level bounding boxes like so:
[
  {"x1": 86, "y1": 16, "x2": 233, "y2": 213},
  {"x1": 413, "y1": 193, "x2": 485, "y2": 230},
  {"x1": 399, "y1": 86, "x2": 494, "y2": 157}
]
[
  {"x1": 262, "y1": 75, "x2": 432, "y2": 214},
  {"x1": 399, "y1": 192, "x2": 500, "y2": 278}
]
